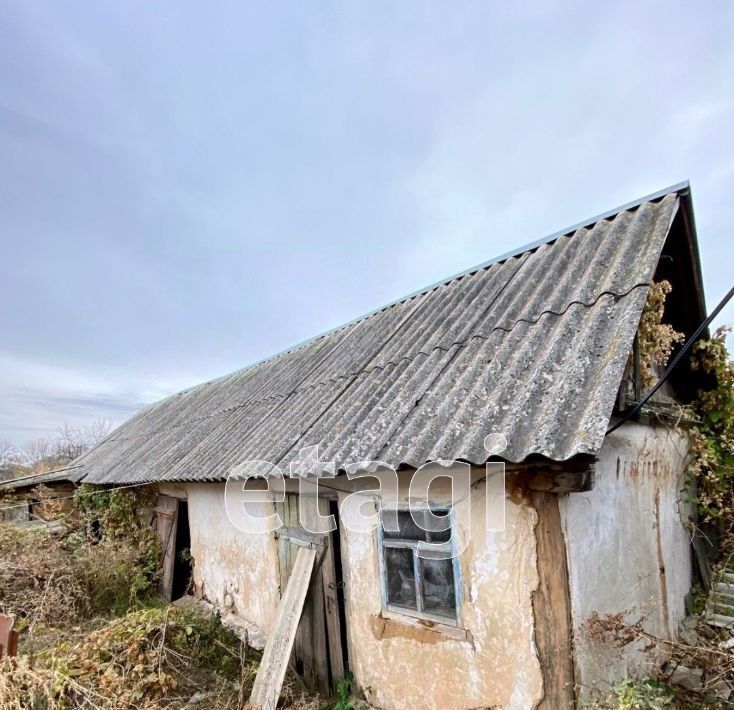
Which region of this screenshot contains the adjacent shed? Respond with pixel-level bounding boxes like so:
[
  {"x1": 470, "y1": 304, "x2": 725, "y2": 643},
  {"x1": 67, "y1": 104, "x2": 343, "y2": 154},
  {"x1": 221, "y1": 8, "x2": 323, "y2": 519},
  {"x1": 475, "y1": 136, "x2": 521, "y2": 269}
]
[{"x1": 0, "y1": 467, "x2": 85, "y2": 524}]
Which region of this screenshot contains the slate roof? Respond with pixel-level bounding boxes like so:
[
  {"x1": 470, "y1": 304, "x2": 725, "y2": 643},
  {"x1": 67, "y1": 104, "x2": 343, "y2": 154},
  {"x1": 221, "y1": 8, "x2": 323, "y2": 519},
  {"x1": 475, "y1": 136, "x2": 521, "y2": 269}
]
[
  {"x1": 76, "y1": 185, "x2": 693, "y2": 484},
  {"x1": 0, "y1": 466, "x2": 86, "y2": 492}
]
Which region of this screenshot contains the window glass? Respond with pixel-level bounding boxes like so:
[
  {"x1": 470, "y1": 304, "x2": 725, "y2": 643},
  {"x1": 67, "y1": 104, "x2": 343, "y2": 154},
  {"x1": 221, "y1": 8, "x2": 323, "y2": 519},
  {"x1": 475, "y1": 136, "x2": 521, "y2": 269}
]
[
  {"x1": 380, "y1": 507, "x2": 459, "y2": 622},
  {"x1": 382, "y1": 508, "x2": 452, "y2": 542},
  {"x1": 382, "y1": 510, "x2": 428, "y2": 541},
  {"x1": 420, "y1": 557, "x2": 456, "y2": 618},
  {"x1": 424, "y1": 508, "x2": 452, "y2": 542},
  {"x1": 384, "y1": 546, "x2": 417, "y2": 609}
]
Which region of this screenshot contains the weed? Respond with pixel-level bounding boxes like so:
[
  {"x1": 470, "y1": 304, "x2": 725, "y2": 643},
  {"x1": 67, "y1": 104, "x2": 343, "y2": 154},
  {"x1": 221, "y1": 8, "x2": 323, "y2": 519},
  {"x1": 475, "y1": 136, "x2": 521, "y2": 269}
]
[{"x1": 611, "y1": 678, "x2": 675, "y2": 709}]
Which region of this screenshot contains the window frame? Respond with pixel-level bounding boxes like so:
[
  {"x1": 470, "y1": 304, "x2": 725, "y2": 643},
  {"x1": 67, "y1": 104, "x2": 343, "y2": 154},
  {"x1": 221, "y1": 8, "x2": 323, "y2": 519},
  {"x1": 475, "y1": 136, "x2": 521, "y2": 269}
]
[{"x1": 376, "y1": 504, "x2": 462, "y2": 626}]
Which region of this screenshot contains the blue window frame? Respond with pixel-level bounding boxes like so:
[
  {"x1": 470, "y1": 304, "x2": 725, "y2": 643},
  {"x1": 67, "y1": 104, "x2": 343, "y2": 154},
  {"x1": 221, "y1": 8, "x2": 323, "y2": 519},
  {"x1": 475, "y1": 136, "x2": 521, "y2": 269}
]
[{"x1": 377, "y1": 506, "x2": 461, "y2": 624}]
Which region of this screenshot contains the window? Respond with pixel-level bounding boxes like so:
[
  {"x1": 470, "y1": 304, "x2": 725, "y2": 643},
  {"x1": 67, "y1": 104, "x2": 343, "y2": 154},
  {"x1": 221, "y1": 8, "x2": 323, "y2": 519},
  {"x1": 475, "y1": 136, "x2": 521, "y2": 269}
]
[{"x1": 378, "y1": 507, "x2": 460, "y2": 623}]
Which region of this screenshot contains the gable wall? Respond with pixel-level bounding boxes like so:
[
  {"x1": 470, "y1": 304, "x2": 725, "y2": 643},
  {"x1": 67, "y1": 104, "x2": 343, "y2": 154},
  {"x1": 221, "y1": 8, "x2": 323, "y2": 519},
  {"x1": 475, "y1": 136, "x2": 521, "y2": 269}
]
[{"x1": 559, "y1": 422, "x2": 692, "y2": 698}]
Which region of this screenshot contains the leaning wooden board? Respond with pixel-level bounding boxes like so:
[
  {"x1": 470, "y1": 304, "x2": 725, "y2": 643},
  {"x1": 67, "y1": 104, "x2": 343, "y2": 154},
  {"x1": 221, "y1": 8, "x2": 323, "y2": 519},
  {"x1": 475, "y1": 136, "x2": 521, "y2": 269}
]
[{"x1": 248, "y1": 547, "x2": 317, "y2": 710}]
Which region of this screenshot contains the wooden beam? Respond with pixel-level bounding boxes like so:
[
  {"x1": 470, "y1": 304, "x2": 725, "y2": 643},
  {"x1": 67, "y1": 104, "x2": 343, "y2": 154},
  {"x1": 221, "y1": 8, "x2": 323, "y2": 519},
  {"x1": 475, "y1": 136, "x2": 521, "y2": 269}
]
[
  {"x1": 310, "y1": 560, "x2": 330, "y2": 696},
  {"x1": 519, "y1": 469, "x2": 593, "y2": 494},
  {"x1": 531, "y1": 492, "x2": 576, "y2": 708},
  {"x1": 692, "y1": 533, "x2": 712, "y2": 593},
  {"x1": 249, "y1": 547, "x2": 317, "y2": 710}
]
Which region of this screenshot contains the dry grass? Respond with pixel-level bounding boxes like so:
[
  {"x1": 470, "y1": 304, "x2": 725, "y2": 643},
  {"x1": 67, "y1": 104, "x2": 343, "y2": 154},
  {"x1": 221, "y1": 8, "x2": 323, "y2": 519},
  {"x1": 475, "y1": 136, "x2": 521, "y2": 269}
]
[
  {"x1": 0, "y1": 654, "x2": 119, "y2": 709},
  {"x1": 0, "y1": 522, "x2": 327, "y2": 709},
  {"x1": 0, "y1": 605, "x2": 325, "y2": 709},
  {"x1": 583, "y1": 611, "x2": 734, "y2": 708},
  {"x1": 0, "y1": 523, "x2": 90, "y2": 626},
  {"x1": 0, "y1": 520, "x2": 160, "y2": 652}
]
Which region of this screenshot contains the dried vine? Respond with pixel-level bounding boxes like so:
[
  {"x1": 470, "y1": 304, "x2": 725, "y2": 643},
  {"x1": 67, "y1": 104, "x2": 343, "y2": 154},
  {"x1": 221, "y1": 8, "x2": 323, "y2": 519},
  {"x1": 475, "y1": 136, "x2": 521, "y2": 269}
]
[
  {"x1": 688, "y1": 326, "x2": 734, "y2": 550},
  {"x1": 638, "y1": 280, "x2": 685, "y2": 388},
  {"x1": 636, "y1": 282, "x2": 733, "y2": 552}
]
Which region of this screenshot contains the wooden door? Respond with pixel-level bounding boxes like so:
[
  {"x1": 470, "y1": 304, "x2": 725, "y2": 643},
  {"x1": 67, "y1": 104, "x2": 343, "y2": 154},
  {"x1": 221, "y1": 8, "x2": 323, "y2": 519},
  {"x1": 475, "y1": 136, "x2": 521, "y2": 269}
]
[
  {"x1": 275, "y1": 494, "x2": 346, "y2": 696},
  {"x1": 155, "y1": 494, "x2": 179, "y2": 603}
]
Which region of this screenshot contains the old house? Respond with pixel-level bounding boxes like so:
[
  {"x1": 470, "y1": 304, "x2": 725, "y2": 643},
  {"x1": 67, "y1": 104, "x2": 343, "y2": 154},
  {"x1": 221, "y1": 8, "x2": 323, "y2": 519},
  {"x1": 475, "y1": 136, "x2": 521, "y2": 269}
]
[{"x1": 62, "y1": 182, "x2": 707, "y2": 708}]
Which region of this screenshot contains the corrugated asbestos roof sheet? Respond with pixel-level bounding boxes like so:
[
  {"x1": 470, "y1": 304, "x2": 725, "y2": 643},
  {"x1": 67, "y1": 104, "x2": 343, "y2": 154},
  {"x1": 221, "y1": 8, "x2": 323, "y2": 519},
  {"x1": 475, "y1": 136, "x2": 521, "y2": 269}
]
[
  {"x1": 0, "y1": 466, "x2": 86, "y2": 491},
  {"x1": 77, "y1": 189, "x2": 682, "y2": 484}
]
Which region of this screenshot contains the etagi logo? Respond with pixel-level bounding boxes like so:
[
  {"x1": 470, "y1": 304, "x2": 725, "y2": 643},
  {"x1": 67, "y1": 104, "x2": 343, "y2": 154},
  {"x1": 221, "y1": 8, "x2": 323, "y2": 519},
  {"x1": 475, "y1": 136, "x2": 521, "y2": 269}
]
[{"x1": 224, "y1": 434, "x2": 507, "y2": 561}]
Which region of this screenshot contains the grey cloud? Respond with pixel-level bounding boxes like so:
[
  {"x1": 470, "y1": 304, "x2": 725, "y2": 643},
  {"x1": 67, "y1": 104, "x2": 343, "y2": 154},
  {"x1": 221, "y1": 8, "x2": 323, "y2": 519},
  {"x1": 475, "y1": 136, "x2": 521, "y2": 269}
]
[{"x1": 1, "y1": 0, "x2": 733, "y2": 445}]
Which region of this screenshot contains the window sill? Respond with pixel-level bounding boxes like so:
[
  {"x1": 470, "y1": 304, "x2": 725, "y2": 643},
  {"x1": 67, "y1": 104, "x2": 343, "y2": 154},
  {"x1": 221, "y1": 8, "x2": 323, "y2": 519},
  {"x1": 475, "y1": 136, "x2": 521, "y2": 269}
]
[{"x1": 380, "y1": 608, "x2": 470, "y2": 642}]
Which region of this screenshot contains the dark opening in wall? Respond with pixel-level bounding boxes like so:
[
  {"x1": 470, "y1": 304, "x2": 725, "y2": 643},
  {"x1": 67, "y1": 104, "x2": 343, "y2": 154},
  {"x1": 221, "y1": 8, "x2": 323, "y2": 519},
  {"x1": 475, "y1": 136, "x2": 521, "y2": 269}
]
[
  {"x1": 171, "y1": 501, "x2": 192, "y2": 600},
  {"x1": 329, "y1": 499, "x2": 350, "y2": 676}
]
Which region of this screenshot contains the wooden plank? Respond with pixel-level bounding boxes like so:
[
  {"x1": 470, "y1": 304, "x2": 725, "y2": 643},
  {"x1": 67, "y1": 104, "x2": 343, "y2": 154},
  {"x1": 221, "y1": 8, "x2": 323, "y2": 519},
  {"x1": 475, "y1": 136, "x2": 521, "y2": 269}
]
[
  {"x1": 299, "y1": 575, "x2": 315, "y2": 688},
  {"x1": 285, "y1": 496, "x2": 296, "y2": 583},
  {"x1": 299, "y1": 497, "x2": 330, "y2": 693},
  {"x1": 249, "y1": 547, "x2": 317, "y2": 710},
  {"x1": 531, "y1": 493, "x2": 576, "y2": 708},
  {"x1": 275, "y1": 493, "x2": 335, "y2": 695},
  {"x1": 276, "y1": 525, "x2": 328, "y2": 547},
  {"x1": 275, "y1": 500, "x2": 288, "y2": 596},
  {"x1": 321, "y1": 531, "x2": 345, "y2": 686},
  {"x1": 156, "y1": 495, "x2": 179, "y2": 602},
  {"x1": 310, "y1": 551, "x2": 329, "y2": 696},
  {"x1": 692, "y1": 533, "x2": 712, "y2": 592},
  {"x1": 277, "y1": 535, "x2": 289, "y2": 596},
  {"x1": 285, "y1": 496, "x2": 306, "y2": 677},
  {"x1": 7, "y1": 630, "x2": 18, "y2": 658}
]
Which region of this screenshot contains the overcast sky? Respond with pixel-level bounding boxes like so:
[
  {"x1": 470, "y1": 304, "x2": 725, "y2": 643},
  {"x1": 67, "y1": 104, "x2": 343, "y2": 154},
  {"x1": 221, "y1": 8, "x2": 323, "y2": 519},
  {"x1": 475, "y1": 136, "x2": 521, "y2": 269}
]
[{"x1": 1, "y1": 1, "x2": 733, "y2": 448}]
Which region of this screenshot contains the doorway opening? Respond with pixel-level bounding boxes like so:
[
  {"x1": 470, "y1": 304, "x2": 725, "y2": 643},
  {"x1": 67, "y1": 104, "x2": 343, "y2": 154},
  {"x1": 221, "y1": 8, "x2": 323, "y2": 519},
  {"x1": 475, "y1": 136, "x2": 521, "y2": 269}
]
[{"x1": 171, "y1": 501, "x2": 192, "y2": 600}]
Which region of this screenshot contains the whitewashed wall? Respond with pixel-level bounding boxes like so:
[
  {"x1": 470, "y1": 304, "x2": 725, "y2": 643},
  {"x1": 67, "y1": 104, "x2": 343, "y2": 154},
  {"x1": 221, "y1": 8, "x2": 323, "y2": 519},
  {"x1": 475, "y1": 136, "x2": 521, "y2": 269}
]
[
  {"x1": 336, "y1": 467, "x2": 543, "y2": 710},
  {"x1": 170, "y1": 471, "x2": 543, "y2": 710},
  {"x1": 162, "y1": 422, "x2": 692, "y2": 709},
  {"x1": 559, "y1": 423, "x2": 691, "y2": 697},
  {"x1": 177, "y1": 482, "x2": 282, "y2": 636}
]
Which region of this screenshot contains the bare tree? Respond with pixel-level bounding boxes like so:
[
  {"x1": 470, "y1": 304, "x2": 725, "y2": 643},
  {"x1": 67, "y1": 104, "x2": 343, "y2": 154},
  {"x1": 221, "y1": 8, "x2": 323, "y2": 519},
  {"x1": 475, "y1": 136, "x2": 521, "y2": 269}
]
[
  {"x1": 84, "y1": 418, "x2": 112, "y2": 447},
  {"x1": 53, "y1": 418, "x2": 112, "y2": 464},
  {"x1": 0, "y1": 438, "x2": 24, "y2": 480},
  {"x1": 53, "y1": 423, "x2": 88, "y2": 464},
  {"x1": 4, "y1": 419, "x2": 114, "y2": 475},
  {"x1": 22, "y1": 438, "x2": 53, "y2": 473},
  {"x1": 0, "y1": 438, "x2": 20, "y2": 467}
]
